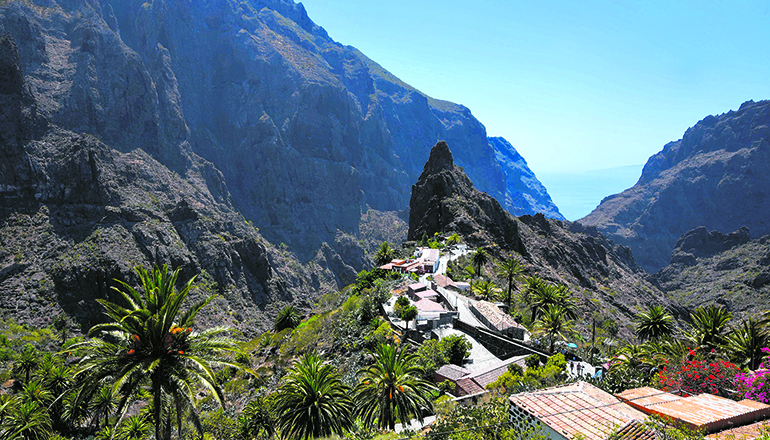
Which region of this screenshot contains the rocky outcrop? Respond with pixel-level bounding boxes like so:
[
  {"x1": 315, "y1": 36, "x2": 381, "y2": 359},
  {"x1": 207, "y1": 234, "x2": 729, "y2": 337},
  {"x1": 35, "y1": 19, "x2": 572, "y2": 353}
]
[
  {"x1": 408, "y1": 141, "x2": 670, "y2": 330},
  {"x1": 488, "y1": 137, "x2": 563, "y2": 220},
  {"x1": 0, "y1": 0, "x2": 551, "y2": 269},
  {"x1": 654, "y1": 227, "x2": 770, "y2": 319},
  {"x1": 668, "y1": 226, "x2": 750, "y2": 266},
  {"x1": 580, "y1": 100, "x2": 770, "y2": 272},
  {"x1": 0, "y1": 34, "x2": 337, "y2": 336}
]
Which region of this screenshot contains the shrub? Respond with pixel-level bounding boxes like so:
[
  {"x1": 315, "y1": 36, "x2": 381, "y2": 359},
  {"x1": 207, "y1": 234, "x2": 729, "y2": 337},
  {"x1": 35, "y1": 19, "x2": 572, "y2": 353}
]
[
  {"x1": 525, "y1": 354, "x2": 540, "y2": 368},
  {"x1": 734, "y1": 347, "x2": 770, "y2": 403},
  {"x1": 655, "y1": 350, "x2": 739, "y2": 397}
]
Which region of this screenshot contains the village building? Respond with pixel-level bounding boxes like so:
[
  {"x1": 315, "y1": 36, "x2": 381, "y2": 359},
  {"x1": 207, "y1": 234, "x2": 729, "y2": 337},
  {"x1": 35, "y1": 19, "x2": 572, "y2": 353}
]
[
  {"x1": 470, "y1": 300, "x2": 529, "y2": 340},
  {"x1": 413, "y1": 298, "x2": 458, "y2": 329},
  {"x1": 379, "y1": 247, "x2": 441, "y2": 274},
  {"x1": 509, "y1": 382, "x2": 770, "y2": 440},
  {"x1": 432, "y1": 274, "x2": 470, "y2": 292},
  {"x1": 436, "y1": 355, "x2": 529, "y2": 397},
  {"x1": 509, "y1": 382, "x2": 653, "y2": 440},
  {"x1": 616, "y1": 387, "x2": 770, "y2": 436}
]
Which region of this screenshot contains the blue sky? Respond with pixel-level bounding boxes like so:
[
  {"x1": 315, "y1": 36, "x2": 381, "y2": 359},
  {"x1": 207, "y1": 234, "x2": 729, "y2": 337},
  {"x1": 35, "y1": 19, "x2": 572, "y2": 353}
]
[{"x1": 299, "y1": 0, "x2": 770, "y2": 219}]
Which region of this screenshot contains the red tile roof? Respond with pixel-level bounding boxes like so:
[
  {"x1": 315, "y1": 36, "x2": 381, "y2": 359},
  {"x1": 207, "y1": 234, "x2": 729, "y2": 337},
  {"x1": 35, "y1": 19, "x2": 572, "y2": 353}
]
[
  {"x1": 510, "y1": 382, "x2": 649, "y2": 440},
  {"x1": 435, "y1": 364, "x2": 471, "y2": 381},
  {"x1": 613, "y1": 420, "x2": 656, "y2": 440},
  {"x1": 455, "y1": 377, "x2": 485, "y2": 396},
  {"x1": 617, "y1": 388, "x2": 770, "y2": 434},
  {"x1": 707, "y1": 420, "x2": 770, "y2": 439}
]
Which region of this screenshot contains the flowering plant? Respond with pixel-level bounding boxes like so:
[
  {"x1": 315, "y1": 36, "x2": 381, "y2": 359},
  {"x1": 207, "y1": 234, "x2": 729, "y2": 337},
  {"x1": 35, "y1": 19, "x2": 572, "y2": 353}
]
[
  {"x1": 734, "y1": 347, "x2": 770, "y2": 403},
  {"x1": 654, "y1": 349, "x2": 739, "y2": 397}
]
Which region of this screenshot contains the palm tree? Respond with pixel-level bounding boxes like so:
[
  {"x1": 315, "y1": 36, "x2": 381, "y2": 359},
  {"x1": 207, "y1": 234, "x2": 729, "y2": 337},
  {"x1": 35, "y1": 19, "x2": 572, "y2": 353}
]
[
  {"x1": 725, "y1": 319, "x2": 770, "y2": 370},
  {"x1": 462, "y1": 266, "x2": 476, "y2": 290},
  {"x1": 470, "y1": 248, "x2": 490, "y2": 278},
  {"x1": 275, "y1": 305, "x2": 302, "y2": 332},
  {"x1": 495, "y1": 256, "x2": 524, "y2": 307},
  {"x1": 238, "y1": 396, "x2": 274, "y2": 440},
  {"x1": 472, "y1": 280, "x2": 499, "y2": 301},
  {"x1": 90, "y1": 385, "x2": 118, "y2": 429},
  {"x1": 374, "y1": 242, "x2": 396, "y2": 266},
  {"x1": 273, "y1": 352, "x2": 353, "y2": 440},
  {"x1": 354, "y1": 343, "x2": 434, "y2": 431},
  {"x1": 634, "y1": 305, "x2": 675, "y2": 342},
  {"x1": 520, "y1": 276, "x2": 545, "y2": 321},
  {"x1": 534, "y1": 304, "x2": 575, "y2": 353},
  {"x1": 686, "y1": 305, "x2": 732, "y2": 352},
  {"x1": 117, "y1": 415, "x2": 152, "y2": 440},
  {"x1": 18, "y1": 379, "x2": 53, "y2": 407},
  {"x1": 69, "y1": 265, "x2": 247, "y2": 440},
  {"x1": 1, "y1": 400, "x2": 52, "y2": 440},
  {"x1": 527, "y1": 281, "x2": 577, "y2": 322},
  {"x1": 13, "y1": 344, "x2": 39, "y2": 384}
]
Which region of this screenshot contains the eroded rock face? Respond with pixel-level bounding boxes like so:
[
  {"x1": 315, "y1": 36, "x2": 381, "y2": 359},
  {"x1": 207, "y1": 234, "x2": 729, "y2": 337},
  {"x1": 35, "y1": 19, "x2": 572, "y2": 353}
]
[
  {"x1": 488, "y1": 137, "x2": 563, "y2": 220},
  {"x1": 669, "y1": 226, "x2": 750, "y2": 266},
  {"x1": 580, "y1": 100, "x2": 770, "y2": 272},
  {"x1": 0, "y1": 34, "x2": 335, "y2": 336},
  {"x1": 0, "y1": 0, "x2": 559, "y2": 267},
  {"x1": 653, "y1": 227, "x2": 770, "y2": 320},
  {"x1": 407, "y1": 141, "x2": 669, "y2": 332}
]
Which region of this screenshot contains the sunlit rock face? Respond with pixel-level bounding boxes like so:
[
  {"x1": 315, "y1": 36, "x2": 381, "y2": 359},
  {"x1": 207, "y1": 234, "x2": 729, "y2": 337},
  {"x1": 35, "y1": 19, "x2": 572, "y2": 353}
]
[{"x1": 581, "y1": 100, "x2": 770, "y2": 272}]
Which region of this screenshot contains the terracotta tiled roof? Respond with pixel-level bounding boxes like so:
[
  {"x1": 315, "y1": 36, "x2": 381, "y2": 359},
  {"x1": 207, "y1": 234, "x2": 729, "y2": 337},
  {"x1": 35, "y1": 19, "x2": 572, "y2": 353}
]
[
  {"x1": 510, "y1": 382, "x2": 649, "y2": 440},
  {"x1": 616, "y1": 387, "x2": 682, "y2": 407},
  {"x1": 469, "y1": 355, "x2": 528, "y2": 389},
  {"x1": 471, "y1": 301, "x2": 525, "y2": 332},
  {"x1": 435, "y1": 364, "x2": 471, "y2": 381},
  {"x1": 707, "y1": 420, "x2": 770, "y2": 439},
  {"x1": 617, "y1": 387, "x2": 770, "y2": 434},
  {"x1": 455, "y1": 377, "x2": 485, "y2": 396},
  {"x1": 613, "y1": 420, "x2": 656, "y2": 440}
]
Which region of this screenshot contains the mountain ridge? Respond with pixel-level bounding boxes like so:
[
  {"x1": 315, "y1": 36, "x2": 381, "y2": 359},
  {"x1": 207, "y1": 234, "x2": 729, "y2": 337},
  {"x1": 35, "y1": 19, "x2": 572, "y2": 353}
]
[
  {"x1": 408, "y1": 141, "x2": 672, "y2": 334},
  {"x1": 580, "y1": 99, "x2": 770, "y2": 272}
]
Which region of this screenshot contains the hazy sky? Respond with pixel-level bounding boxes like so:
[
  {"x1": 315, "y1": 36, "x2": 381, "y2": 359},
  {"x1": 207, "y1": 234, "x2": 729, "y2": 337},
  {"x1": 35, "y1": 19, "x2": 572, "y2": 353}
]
[{"x1": 299, "y1": 0, "x2": 770, "y2": 217}]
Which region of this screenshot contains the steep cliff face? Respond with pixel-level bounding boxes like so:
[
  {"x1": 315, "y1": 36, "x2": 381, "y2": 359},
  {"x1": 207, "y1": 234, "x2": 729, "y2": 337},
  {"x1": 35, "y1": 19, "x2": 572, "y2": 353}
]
[
  {"x1": 488, "y1": 136, "x2": 563, "y2": 220},
  {"x1": 0, "y1": 0, "x2": 543, "y2": 266},
  {"x1": 580, "y1": 100, "x2": 770, "y2": 272},
  {"x1": 0, "y1": 34, "x2": 337, "y2": 335},
  {"x1": 408, "y1": 141, "x2": 670, "y2": 329},
  {"x1": 653, "y1": 226, "x2": 770, "y2": 320}
]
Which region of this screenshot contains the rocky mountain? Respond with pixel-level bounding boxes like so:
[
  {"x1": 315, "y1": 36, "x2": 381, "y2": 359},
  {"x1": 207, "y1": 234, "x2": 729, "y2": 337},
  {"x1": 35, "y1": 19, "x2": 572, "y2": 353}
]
[
  {"x1": 408, "y1": 141, "x2": 672, "y2": 332},
  {"x1": 653, "y1": 226, "x2": 770, "y2": 320},
  {"x1": 0, "y1": 33, "x2": 341, "y2": 336},
  {"x1": 488, "y1": 136, "x2": 563, "y2": 220},
  {"x1": 580, "y1": 100, "x2": 770, "y2": 273},
  {"x1": 0, "y1": 0, "x2": 560, "y2": 273}
]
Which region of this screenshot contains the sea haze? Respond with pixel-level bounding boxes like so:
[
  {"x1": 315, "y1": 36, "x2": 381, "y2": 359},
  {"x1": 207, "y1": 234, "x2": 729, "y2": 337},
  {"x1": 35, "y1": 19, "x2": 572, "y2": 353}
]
[{"x1": 538, "y1": 165, "x2": 644, "y2": 221}]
